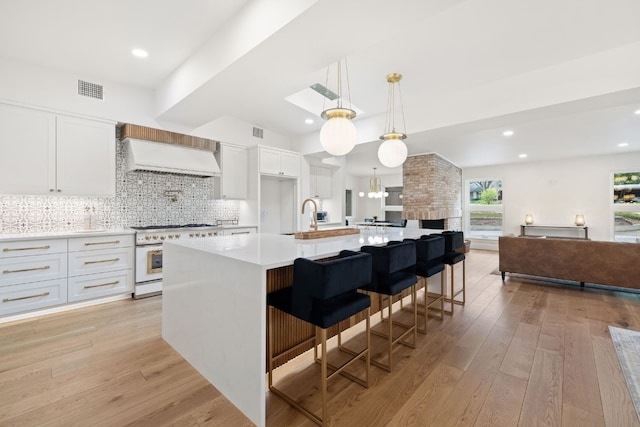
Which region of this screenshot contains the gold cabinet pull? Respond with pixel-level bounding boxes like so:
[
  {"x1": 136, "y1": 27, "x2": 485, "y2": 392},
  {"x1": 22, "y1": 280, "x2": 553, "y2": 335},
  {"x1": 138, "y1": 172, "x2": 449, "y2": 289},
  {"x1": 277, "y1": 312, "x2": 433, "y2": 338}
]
[
  {"x1": 84, "y1": 240, "x2": 120, "y2": 246},
  {"x1": 3, "y1": 291, "x2": 50, "y2": 302},
  {"x1": 84, "y1": 258, "x2": 120, "y2": 265},
  {"x1": 84, "y1": 280, "x2": 119, "y2": 289},
  {"x1": 3, "y1": 265, "x2": 50, "y2": 274},
  {"x1": 3, "y1": 245, "x2": 51, "y2": 252}
]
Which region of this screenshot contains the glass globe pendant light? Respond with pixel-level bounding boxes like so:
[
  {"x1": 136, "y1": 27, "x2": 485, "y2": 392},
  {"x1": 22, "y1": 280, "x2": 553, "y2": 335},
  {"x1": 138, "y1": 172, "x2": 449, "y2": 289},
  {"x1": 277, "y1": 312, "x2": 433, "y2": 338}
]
[
  {"x1": 378, "y1": 73, "x2": 408, "y2": 168},
  {"x1": 319, "y1": 59, "x2": 357, "y2": 156}
]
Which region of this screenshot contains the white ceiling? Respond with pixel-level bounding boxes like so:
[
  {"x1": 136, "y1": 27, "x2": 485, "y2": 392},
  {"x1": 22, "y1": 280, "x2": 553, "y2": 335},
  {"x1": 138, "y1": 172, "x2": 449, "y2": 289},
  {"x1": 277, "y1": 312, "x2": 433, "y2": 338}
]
[{"x1": 1, "y1": 0, "x2": 640, "y2": 176}]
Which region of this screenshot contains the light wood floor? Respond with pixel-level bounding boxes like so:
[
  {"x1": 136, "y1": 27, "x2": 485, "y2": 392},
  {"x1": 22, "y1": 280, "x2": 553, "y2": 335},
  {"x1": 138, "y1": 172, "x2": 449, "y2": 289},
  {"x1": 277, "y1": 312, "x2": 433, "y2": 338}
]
[{"x1": 1, "y1": 250, "x2": 639, "y2": 426}]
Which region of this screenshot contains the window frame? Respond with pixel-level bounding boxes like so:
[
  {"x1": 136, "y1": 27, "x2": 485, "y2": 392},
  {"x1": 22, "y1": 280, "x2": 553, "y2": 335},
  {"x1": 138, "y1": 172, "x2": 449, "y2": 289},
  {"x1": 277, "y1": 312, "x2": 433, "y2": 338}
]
[{"x1": 465, "y1": 178, "x2": 504, "y2": 238}]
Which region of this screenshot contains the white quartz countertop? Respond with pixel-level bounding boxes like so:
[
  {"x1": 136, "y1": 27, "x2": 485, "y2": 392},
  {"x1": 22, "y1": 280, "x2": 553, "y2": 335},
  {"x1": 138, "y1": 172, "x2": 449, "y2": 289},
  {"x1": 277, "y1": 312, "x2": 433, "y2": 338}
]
[
  {"x1": 0, "y1": 228, "x2": 135, "y2": 242},
  {"x1": 163, "y1": 228, "x2": 431, "y2": 269}
]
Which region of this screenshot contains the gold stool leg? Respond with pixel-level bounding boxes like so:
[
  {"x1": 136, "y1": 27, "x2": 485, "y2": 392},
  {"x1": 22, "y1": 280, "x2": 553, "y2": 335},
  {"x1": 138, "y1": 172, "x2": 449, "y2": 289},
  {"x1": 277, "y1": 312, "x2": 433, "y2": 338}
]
[
  {"x1": 387, "y1": 295, "x2": 393, "y2": 371},
  {"x1": 422, "y1": 276, "x2": 428, "y2": 334},
  {"x1": 320, "y1": 326, "x2": 328, "y2": 427}
]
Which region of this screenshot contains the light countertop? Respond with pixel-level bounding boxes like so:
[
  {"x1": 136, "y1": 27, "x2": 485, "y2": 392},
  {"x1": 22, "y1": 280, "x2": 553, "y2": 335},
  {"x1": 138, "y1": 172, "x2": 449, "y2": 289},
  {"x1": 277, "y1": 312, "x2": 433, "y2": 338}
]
[
  {"x1": 0, "y1": 228, "x2": 135, "y2": 242},
  {"x1": 0, "y1": 224, "x2": 257, "y2": 242},
  {"x1": 163, "y1": 227, "x2": 431, "y2": 269}
]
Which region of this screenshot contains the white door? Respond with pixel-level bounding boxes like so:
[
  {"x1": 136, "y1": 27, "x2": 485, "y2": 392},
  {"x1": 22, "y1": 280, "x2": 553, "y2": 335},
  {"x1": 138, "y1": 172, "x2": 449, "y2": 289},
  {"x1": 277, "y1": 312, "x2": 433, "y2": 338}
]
[
  {"x1": 279, "y1": 152, "x2": 300, "y2": 177},
  {"x1": 0, "y1": 103, "x2": 56, "y2": 195},
  {"x1": 56, "y1": 115, "x2": 116, "y2": 196},
  {"x1": 259, "y1": 147, "x2": 281, "y2": 175},
  {"x1": 220, "y1": 144, "x2": 247, "y2": 199}
]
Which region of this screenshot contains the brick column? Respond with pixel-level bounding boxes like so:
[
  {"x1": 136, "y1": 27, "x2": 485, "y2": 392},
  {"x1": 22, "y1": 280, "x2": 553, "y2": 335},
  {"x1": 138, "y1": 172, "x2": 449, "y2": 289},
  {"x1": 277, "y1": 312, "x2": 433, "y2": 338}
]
[{"x1": 402, "y1": 153, "x2": 462, "y2": 230}]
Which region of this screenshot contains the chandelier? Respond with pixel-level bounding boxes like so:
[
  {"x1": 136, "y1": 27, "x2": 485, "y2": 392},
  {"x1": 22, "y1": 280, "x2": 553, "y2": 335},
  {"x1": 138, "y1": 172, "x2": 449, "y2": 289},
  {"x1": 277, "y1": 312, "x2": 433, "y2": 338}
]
[
  {"x1": 378, "y1": 73, "x2": 408, "y2": 168},
  {"x1": 319, "y1": 59, "x2": 357, "y2": 156},
  {"x1": 367, "y1": 167, "x2": 388, "y2": 199}
]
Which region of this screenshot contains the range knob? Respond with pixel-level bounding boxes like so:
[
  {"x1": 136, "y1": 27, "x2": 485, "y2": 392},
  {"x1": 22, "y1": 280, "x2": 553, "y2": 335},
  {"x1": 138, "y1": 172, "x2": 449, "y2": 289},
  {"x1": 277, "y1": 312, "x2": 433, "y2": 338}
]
[
  {"x1": 175, "y1": 234, "x2": 181, "y2": 239},
  {"x1": 160, "y1": 236, "x2": 166, "y2": 240},
  {"x1": 189, "y1": 233, "x2": 194, "y2": 238},
  {"x1": 145, "y1": 236, "x2": 151, "y2": 240},
  {"x1": 152, "y1": 235, "x2": 159, "y2": 240}
]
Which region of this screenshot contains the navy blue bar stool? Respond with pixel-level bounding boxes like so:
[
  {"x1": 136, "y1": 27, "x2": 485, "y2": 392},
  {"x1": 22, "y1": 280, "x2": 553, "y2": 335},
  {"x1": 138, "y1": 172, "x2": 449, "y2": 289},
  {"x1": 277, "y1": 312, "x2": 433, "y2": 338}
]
[
  {"x1": 402, "y1": 235, "x2": 445, "y2": 333},
  {"x1": 439, "y1": 231, "x2": 466, "y2": 314},
  {"x1": 360, "y1": 241, "x2": 417, "y2": 371},
  {"x1": 267, "y1": 250, "x2": 372, "y2": 426}
]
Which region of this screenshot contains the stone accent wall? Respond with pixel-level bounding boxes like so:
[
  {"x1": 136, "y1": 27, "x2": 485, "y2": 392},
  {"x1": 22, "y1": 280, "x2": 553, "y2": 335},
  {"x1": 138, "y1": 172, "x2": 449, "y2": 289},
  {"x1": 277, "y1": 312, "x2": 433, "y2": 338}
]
[
  {"x1": 402, "y1": 153, "x2": 462, "y2": 230},
  {"x1": 0, "y1": 139, "x2": 239, "y2": 233}
]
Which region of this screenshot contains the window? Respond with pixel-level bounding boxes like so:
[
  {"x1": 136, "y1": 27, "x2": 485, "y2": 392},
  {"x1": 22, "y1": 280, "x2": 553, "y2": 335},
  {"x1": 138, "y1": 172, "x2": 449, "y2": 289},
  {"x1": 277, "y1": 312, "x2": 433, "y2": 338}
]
[
  {"x1": 466, "y1": 179, "x2": 503, "y2": 238},
  {"x1": 613, "y1": 172, "x2": 640, "y2": 242}
]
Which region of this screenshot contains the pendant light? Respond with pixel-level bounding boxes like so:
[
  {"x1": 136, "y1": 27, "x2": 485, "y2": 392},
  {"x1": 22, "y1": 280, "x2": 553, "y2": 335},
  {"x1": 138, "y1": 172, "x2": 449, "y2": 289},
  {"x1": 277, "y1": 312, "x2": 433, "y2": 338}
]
[
  {"x1": 378, "y1": 73, "x2": 408, "y2": 168},
  {"x1": 367, "y1": 167, "x2": 388, "y2": 198},
  {"x1": 319, "y1": 59, "x2": 357, "y2": 156}
]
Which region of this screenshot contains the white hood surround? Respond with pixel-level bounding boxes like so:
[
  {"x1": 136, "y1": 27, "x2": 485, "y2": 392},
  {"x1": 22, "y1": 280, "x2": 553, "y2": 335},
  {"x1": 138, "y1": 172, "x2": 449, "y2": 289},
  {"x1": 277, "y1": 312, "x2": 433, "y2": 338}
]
[{"x1": 124, "y1": 138, "x2": 220, "y2": 177}]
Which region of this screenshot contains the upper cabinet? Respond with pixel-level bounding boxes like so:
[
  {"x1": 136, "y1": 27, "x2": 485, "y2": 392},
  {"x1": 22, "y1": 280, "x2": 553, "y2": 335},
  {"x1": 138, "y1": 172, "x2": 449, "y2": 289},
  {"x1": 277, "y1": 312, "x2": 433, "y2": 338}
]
[
  {"x1": 217, "y1": 143, "x2": 248, "y2": 199},
  {"x1": 259, "y1": 147, "x2": 300, "y2": 178},
  {"x1": 0, "y1": 103, "x2": 116, "y2": 196},
  {"x1": 309, "y1": 166, "x2": 332, "y2": 199}
]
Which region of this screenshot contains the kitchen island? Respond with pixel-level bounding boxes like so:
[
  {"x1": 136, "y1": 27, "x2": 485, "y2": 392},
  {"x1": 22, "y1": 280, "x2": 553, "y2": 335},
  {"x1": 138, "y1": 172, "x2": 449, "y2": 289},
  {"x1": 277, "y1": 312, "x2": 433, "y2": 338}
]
[{"x1": 162, "y1": 227, "x2": 429, "y2": 426}]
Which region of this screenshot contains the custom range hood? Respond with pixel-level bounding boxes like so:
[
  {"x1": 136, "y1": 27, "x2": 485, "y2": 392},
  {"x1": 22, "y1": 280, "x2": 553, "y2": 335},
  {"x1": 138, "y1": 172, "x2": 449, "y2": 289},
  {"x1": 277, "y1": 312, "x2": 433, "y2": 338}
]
[{"x1": 121, "y1": 124, "x2": 220, "y2": 177}]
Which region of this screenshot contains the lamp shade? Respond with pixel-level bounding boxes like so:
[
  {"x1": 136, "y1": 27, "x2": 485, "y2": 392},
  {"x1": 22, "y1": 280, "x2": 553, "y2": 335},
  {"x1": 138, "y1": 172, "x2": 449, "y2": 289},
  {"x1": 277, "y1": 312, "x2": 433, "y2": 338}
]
[
  {"x1": 319, "y1": 111, "x2": 357, "y2": 156},
  {"x1": 524, "y1": 213, "x2": 534, "y2": 225},
  {"x1": 378, "y1": 138, "x2": 408, "y2": 168},
  {"x1": 575, "y1": 214, "x2": 585, "y2": 226}
]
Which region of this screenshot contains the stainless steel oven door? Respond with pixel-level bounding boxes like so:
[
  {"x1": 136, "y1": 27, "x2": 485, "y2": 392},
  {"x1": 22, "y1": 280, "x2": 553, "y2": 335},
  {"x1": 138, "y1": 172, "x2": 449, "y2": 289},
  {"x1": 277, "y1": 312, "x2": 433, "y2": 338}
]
[{"x1": 135, "y1": 246, "x2": 163, "y2": 283}]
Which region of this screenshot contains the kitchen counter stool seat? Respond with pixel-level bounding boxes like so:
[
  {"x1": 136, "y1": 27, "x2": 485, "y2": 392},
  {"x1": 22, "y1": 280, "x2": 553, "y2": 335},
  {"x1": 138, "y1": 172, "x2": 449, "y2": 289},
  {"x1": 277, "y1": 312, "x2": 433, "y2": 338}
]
[
  {"x1": 267, "y1": 250, "x2": 372, "y2": 427},
  {"x1": 402, "y1": 235, "x2": 446, "y2": 333},
  {"x1": 360, "y1": 241, "x2": 417, "y2": 372},
  {"x1": 436, "y1": 231, "x2": 466, "y2": 314}
]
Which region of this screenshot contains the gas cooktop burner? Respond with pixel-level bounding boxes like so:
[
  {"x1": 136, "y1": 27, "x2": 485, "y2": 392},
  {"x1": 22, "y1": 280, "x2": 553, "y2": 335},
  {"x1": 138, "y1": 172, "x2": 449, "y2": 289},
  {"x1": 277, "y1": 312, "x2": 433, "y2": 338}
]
[{"x1": 131, "y1": 223, "x2": 217, "y2": 230}]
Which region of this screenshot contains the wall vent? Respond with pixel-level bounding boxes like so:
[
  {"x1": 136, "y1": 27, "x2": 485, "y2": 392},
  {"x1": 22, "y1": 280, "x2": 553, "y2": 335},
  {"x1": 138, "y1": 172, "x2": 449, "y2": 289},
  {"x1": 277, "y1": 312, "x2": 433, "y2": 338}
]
[
  {"x1": 77, "y1": 80, "x2": 104, "y2": 100},
  {"x1": 253, "y1": 127, "x2": 264, "y2": 139}
]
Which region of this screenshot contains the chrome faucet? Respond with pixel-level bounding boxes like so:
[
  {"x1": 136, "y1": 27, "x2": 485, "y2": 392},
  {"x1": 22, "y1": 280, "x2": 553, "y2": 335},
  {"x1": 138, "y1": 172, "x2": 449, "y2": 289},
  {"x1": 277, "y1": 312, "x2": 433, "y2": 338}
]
[{"x1": 301, "y1": 198, "x2": 318, "y2": 231}]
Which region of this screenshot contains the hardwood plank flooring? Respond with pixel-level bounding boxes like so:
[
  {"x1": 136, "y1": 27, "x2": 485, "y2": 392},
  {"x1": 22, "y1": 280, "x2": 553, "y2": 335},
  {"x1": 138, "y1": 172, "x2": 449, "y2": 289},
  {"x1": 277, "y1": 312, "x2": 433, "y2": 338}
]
[{"x1": 1, "y1": 249, "x2": 640, "y2": 426}]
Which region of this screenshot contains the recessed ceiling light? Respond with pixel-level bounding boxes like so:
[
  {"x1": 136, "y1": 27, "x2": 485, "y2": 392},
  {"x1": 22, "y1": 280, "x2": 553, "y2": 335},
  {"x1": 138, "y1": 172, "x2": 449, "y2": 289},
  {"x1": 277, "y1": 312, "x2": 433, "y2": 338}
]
[
  {"x1": 618, "y1": 142, "x2": 629, "y2": 147},
  {"x1": 304, "y1": 118, "x2": 314, "y2": 124},
  {"x1": 131, "y1": 48, "x2": 148, "y2": 58},
  {"x1": 518, "y1": 153, "x2": 527, "y2": 158},
  {"x1": 635, "y1": 109, "x2": 640, "y2": 115},
  {"x1": 503, "y1": 130, "x2": 514, "y2": 137}
]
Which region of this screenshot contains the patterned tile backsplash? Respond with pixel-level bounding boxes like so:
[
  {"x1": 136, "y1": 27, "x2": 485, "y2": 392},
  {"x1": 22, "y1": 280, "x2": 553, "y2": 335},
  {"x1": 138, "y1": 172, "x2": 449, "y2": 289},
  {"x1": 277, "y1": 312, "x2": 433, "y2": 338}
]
[{"x1": 0, "y1": 140, "x2": 240, "y2": 233}]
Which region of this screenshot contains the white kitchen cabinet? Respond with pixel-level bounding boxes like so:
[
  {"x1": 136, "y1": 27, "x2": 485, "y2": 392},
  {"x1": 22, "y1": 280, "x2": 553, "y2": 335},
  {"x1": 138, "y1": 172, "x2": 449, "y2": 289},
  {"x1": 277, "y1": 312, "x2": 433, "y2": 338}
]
[
  {"x1": 217, "y1": 144, "x2": 247, "y2": 199},
  {"x1": 0, "y1": 279, "x2": 68, "y2": 317},
  {"x1": 0, "y1": 237, "x2": 68, "y2": 316},
  {"x1": 259, "y1": 147, "x2": 300, "y2": 177},
  {"x1": 0, "y1": 103, "x2": 56, "y2": 195},
  {"x1": 67, "y1": 234, "x2": 134, "y2": 302},
  {"x1": 56, "y1": 114, "x2": 116, "y2": 196},
  {"x1": 310, "y1": 166, "x2": 332, "y2": 199},
  {"x1": 0, "y1": 103, "x2": 116, "y2": 196}
]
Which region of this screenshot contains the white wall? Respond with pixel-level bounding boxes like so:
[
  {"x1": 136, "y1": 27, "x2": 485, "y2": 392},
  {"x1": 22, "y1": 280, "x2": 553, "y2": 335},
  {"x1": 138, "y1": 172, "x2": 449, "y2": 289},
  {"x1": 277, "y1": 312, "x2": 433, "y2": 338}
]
[
  {"x1": 0, "y1": 57, "x2": 293, "y2": 150},
  {"x1": 463, "y1": 152, "x2": 640, "y2": 241},
  {"x1": 0, "y1": 57, "x2": 157, "y2": 127}
]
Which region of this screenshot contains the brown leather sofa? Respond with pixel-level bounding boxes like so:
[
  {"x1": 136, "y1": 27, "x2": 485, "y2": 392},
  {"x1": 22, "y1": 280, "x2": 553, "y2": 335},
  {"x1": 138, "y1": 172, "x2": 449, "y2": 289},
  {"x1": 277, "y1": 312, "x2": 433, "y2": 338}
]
[{"x1": 498, "y1": 236, "x2": 640, "y2": 290}]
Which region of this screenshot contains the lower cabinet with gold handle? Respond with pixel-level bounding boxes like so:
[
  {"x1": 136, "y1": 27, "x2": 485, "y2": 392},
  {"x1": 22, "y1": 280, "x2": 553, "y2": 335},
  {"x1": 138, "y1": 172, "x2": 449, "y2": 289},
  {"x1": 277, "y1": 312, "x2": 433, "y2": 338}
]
[
  {"x1": 0, "y1": 279, "x2": 67, "y2": 316},
  {"x1": 68, "y1": 271, "x2": 132, "y2": 302}
]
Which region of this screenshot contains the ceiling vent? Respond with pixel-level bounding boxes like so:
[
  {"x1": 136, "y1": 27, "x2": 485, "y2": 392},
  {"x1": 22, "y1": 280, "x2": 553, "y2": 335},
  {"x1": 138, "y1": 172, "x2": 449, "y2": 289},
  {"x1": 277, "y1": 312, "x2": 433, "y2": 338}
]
[
  {"x1": 77, "y1": 80, "x2": 103, "y2": 100},
  {"x1": 310, "y1": 83, "x2": 338, "y2": 100},
  {"x1": 253, "y1": 127, "x2": 264, "y2": 139}
]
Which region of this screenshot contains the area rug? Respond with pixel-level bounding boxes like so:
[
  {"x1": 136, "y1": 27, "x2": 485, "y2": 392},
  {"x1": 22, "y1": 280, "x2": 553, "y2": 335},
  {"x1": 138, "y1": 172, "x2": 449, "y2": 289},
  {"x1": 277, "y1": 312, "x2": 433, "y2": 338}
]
[{"x1": 609, "y1": 326, "x2": 640, "y2": 421}]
